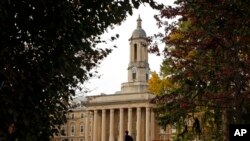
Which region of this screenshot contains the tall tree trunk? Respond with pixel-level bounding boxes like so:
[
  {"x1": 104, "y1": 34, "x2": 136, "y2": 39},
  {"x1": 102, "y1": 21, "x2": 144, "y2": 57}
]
[{"x1": 222, "y1": 109, "x2": 229, "y2": 141}]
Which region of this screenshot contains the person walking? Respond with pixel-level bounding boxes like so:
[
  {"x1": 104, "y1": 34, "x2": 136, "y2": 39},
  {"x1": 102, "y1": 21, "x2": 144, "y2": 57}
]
[{"x1": 124, "y1": 130, "x2": 133, "y2": 141}]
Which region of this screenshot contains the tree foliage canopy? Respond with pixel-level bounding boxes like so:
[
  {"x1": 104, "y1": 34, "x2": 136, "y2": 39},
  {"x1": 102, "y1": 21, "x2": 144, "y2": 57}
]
[
  {"x1": 148, "y1": 71, "x2": 176, "y2": 95},
  {"x1": 0, "y1": 0, "x2": 162, "y2": 140},
  {"x1": 151, "y1": 0, "x2": 250, "y2": 140}
]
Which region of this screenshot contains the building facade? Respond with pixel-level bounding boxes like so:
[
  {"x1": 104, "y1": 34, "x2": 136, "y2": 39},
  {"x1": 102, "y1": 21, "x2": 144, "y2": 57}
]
[
  {"x1": 52, "y1": 102, "x2": 93, "y2": 141},
  {"x1": 52, "y1": 16, "x2": 174, "y2": 141}
]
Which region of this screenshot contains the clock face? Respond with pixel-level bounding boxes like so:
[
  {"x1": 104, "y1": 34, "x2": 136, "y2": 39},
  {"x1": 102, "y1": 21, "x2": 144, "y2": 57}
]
[{"x1": 131, "y1": 67, "x2": 136, "y2": 73}]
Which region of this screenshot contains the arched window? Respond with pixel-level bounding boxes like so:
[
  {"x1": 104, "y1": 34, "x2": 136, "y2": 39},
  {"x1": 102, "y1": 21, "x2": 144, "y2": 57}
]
[
  {"x1": 80, "y1": 124, "x2": 84, "y2": 135},
  {"x1": 134, "y1": 44, "x2": 137, "y2": 61},
  {"x1": 60, "y1": 126, "x2": 66, "y2": 136},
  {"x1": 71, "y1": 125, "x2": 75, "y2": 136},
  {"x1": 132, "y1": 73, "x2": 136, "y2": 80}
]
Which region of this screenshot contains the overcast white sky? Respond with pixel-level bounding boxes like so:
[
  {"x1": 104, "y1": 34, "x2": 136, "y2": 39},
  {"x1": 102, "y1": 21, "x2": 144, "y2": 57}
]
[{"x1": 77, "y1": 0, "x2": 175, "y2": 96}]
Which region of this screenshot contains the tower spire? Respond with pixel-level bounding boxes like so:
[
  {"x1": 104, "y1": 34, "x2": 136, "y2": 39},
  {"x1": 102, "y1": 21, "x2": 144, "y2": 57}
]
[{"x1": 137, "y1": 15, "x2": 142, "y2": 28}]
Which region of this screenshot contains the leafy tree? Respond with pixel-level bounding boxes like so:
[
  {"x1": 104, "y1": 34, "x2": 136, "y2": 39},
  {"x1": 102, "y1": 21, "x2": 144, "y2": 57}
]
[
  {"x1": 148, "y1": 71, "x2": 175, "y2": 95},
  {"x1": 152, "y1": 0, "x2": 250, "y2": 141},
  {"x1": 0, "y1": 0, "x2": 162, "y2": 140}
]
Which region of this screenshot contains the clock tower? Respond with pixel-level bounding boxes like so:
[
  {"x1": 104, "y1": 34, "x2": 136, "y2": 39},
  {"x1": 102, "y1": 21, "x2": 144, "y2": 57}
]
[{"x1": 121, "y1": 15, "x2": 150, "y2": 93}]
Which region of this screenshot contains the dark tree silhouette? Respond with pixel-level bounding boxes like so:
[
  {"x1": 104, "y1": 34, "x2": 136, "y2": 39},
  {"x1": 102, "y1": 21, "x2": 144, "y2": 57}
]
[{"x1": 0, "y1": 0, "x2": 162, "y2": 140}]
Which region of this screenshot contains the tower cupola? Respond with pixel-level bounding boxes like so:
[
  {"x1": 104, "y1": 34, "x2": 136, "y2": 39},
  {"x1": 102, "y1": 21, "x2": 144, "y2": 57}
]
[
  {"x1": 121, "y1": 15, "x2": 150, "y2": 94},
  {"x1": 131, "y1": 15, "x2": 147, "y2": 39}
]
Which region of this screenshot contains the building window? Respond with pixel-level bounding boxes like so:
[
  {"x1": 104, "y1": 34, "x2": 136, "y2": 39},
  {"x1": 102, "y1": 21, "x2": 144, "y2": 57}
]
[
  {"x1": 132, "y1": 73, "x2": 136, "y2": 80},
  {"x1": 71, "y1": 125, "x2": 75, "y2": 136},
  {"x1": 146, "y1": 73, "x2": 148, "y2": 81},
  {"x1": 81, "y1": 113, "x2": 84, "y2": 118},
  {"x1": 80, "y1": 138, "x2": 84, "y2": 141},
  {"x1": 71, "y1": 113, "x2": 74, "y2": 119},
  {"x1": 134, "y1": 44, "x2": 137, "y2": 61},
  {"x1": 80, "y1": 125, "x2": 84, "y2": 135},
  {"x1": 160, "y1": 127, "x2": 165, "y2": 134},
  {"x1": 70, "y1": 139, "x2": 74, "y2": 141},
  {"x1": 132, "y1": 67, "x2": 136, "y2": 80},
  {"x1": 61, "y1": 126, "x2": 66, "y2": 136}
]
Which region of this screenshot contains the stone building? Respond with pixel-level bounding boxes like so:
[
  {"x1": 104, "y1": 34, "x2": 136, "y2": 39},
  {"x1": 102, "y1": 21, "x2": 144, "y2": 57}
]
[
  {"x1": 52, "y1": 99, "x2": 93, "y2": 141},
  {"x1": 84, "y1": 15, "x2": 174, "y2": 141},
  {"x1": 52, "y1": 16, "x2": 174, "y2": 141}
]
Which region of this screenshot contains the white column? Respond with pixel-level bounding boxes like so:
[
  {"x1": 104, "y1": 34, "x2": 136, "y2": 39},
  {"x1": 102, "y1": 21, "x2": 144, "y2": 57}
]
[
  {"x1": 130, "y1": 44, "x2": 132, "y2": 62},
  {"x1": 146, "y1": 44, "x2": 148, "y2": 61},
  {"x1": 132, "y1": 43, "x2": 134, "y2": 62},
  {"x1": 151, "y1": 110, "x2": 155, "y2": 141},
  {"x1": 101, "y1": 109, "x2": 106, "y2": 141},
  {"x1": 128, "y1": 108, "x2": 132, "y2": 135},
  {"x1": 143, "y1": 43, "x2": 147, "y2": 61},
  {"x1": 109, "y1": 109, "x2": 114, "y2": 141},
  {"x1": 85, "y1": 111, "x2": 89, "y2": 141},
  {"x1": 93, "y1": 110, "x2": 98, "y2": 141},
  {"x1": 139, "y1": 43, "x2": 142, "y2": 61},
  {"x1": 136, "y1": 107, "x2": 141, "y2": 141},
  {"x1": 146, "y1": 107, "x2": 150, "y2": 141},
  {"x1": 119, "y1": 108, "x2": 124, "y2": 141}
]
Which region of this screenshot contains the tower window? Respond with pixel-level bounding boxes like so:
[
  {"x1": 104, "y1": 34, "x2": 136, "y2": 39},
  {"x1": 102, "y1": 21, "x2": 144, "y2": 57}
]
[
  {"x1": 134, "y1": 44, "x2": 137, "y2": 61},
  {"x1": 146, "y1": 74, "x2": 148, "y2": 81},
  {"x1": 132, "y1": 67, "x2": 136, "y2": 80},
  {"x1": 132, "y1": 73, "x2": 136, "y2": 80}
]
